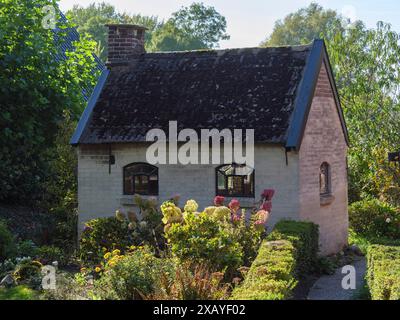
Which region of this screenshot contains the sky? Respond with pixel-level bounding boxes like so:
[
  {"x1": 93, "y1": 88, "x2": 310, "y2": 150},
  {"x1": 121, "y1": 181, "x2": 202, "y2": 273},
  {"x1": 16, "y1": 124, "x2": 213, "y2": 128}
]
[{"x1": 59, "y1": 0, "x2": 400, "y2": 49}]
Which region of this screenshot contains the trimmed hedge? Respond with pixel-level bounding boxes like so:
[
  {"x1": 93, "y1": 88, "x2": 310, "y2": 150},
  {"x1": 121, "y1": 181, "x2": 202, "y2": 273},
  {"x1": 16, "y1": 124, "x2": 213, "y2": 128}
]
[
  {"x1": 231, "y1": 220, "x2": 319, "y2": 300},
  {"x1": 267, "y1": 220, "x2": 319, "y2": 274},
  {"x1": 366, "y1": 245, "x2": 400, "y2": 300},
  {"x1": 231, "y1": 240, "x2": 297, "y2": 300}
]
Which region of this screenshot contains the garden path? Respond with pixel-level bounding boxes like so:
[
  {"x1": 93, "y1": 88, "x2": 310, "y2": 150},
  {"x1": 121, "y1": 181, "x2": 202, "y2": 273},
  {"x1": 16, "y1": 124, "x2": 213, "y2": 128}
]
[{"x1": 307, "y1": 257, "x2": 367, "y2": 300}]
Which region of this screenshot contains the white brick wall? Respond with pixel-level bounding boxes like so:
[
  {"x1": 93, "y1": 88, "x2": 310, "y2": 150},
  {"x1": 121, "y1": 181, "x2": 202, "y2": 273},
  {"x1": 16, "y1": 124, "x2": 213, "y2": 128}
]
[{"x1": 77, "y1": 144, "x2": 300, "y2": 231}]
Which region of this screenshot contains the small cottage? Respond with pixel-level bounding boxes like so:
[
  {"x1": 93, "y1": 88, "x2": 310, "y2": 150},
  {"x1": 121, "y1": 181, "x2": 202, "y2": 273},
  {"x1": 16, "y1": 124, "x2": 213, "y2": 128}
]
[{"x1": 71, "y1": 24, "x2": 349, "y2": 255}]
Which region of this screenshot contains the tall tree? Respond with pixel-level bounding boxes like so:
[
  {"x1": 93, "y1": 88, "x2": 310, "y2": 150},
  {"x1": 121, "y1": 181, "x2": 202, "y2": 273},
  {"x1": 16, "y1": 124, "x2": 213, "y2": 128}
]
[
  {"x1": 0, "y1": 0, "x2": 99, "y2": 202},
  {"x1": 262, "y1": 2, "x2": 345, "y2": 46},
  {"x1": 149, "y1": 2, "x2": 230, "y2": 51},
  {"x1": 327, "y1": 22, "x2": 400, "y2": 202}
]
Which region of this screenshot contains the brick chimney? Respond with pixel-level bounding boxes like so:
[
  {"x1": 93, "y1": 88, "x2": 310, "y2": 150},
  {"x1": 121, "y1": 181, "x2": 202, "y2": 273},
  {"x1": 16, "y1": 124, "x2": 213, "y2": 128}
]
[{"x1": 106, "y1": 24, "x2": 147, "y2": 66}]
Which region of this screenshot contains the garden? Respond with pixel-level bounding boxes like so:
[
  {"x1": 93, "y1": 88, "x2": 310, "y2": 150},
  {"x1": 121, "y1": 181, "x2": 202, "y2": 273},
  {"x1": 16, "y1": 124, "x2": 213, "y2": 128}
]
[{"x1": 2, "y1": 192, "x2": 400, "y2": 300}]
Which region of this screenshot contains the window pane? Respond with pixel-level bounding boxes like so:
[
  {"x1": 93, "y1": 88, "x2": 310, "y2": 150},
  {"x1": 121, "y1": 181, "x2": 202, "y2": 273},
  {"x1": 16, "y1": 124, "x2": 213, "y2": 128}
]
[
  {"x1": 149, "y1": 175, "x2": 158, "y2": 195},
  {"x1": 124, "y1": 176, "x2": 133, "y2": 195},
  {"x1": 217, "y1": 172, "x2": 225, "y2": 191},
  {"x1": 135, "y1": 175, "x2": 149, "y2": 194},
  {"x1": 227, "y1": 176, "x2": 243, "y2": 195}
]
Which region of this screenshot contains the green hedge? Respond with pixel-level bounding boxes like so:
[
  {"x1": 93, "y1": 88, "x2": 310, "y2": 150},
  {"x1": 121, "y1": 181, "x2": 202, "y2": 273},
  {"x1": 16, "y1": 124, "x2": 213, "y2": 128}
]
[
  {"x1": 231, "y1": 220, "x2": 319, "y2": 300},
  {"x1": 367, "y1": 245, "x2": 400, "y2": 300},
  {"x1": 267, "y1": 220, "x2": 319, "y2": 274},
  {"x1": 349, "y1": 199, "x2": 400, "y2": 239}
]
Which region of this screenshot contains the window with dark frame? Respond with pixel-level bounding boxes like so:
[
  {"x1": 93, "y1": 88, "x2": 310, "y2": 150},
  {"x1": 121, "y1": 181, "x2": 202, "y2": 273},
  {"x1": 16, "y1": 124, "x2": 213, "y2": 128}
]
[
  {"x1": 123, "y1": 163, "x2": 158, "y2": 196},
  {"x1": 216, "y1": 164, "x2": 255, "y2": 197},
  {"x1": 319, "y1": 162, "x2": 331, "y2": 196}
]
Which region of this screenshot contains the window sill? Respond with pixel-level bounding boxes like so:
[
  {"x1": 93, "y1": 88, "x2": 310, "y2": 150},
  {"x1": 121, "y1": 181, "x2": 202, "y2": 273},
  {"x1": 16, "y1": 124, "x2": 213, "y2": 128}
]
[
  {"x1": 320, "y1": 194, "x2": 335, "y2": 206},
  {"x1": 120, "y1": 195, "x2": 159, "y2": 206}
]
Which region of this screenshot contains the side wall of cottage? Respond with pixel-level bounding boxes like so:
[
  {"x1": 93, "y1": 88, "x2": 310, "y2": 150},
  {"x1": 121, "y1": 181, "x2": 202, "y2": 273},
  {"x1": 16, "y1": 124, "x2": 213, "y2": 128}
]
[
  {"x1": 76, "y1": 144, "x2": 300, "y2": 230},
  {"x1": 298, "y1": 62, "x2": 349, "y2": 255}
]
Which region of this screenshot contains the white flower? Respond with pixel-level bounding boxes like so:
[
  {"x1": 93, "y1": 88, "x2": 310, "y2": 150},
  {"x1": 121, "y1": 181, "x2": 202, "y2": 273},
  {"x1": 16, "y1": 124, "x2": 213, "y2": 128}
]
[{"x1": 386, "y1": 218, "x2": 391, "y2": 223}]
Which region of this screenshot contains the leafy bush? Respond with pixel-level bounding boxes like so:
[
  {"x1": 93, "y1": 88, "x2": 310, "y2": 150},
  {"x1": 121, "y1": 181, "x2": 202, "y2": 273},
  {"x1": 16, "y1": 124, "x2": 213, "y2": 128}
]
[
  {"x1": 35, "y1": 246, "x2": 66, "y2": 266},
  {"x1": 0, "y1": 220, "x2": 15, "y2": 261},
  {"x1": 79, "y1": 217, "x2": 131, "y2": 266},
  {"x1": 231, "y1": 240, "x2": 297, "y2": 300},
  {"x1": 16, "y1": 240, "x2": 38, "y2": 258},
  {"x1": 349, "y1": 199, "x2": 400, "y2": 239},
  {"x1": 165, "y1": 211, "x2": 243, "y2": 273},
  {"x1": 366, "y1": 245, "x2": 400, "y2": 300},
  {"x1": 93, "y1": 246, "x2": 173, "y2": 300},
  {"x1": 267, "y1": 220, "x2": 319, "y2": 274}
]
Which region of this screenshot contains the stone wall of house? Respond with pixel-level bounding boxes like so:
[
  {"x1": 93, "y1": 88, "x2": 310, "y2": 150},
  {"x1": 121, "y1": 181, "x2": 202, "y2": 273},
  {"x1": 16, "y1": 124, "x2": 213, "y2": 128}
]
[
  {"x1": 76, "y1": 144, "x2": 300, "y2": 230},
  {"x1": 298, "y1": 62, "x2": 349, "y2": 255}
]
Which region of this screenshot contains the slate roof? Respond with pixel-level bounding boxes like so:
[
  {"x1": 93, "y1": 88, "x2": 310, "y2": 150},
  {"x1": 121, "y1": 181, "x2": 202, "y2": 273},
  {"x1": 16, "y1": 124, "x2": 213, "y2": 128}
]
[{"x1": 72, "y1": 40, "x2": 348, "y2": 148}]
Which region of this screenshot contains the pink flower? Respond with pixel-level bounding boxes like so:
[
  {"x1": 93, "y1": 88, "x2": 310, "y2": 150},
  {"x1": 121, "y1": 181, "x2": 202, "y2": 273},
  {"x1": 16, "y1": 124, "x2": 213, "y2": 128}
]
[
  {"x1": 261, "y1": 201, "x2": 272, "y2": 212},
  {"x1": 255, "y1": 210, "x2": 270, "y2": 224},
  {"x1": 261, "y1": 189, "x2": 275, "y2": 201},
  {"x1": 214, "y1": 196, "x2": 225, "y2": 207},
  {"x1": 228, "y1": 199, "x2": 241, "y2": 213},
  {"x1": 232, "y1": 214, "x2": 241, "y2": 223}
]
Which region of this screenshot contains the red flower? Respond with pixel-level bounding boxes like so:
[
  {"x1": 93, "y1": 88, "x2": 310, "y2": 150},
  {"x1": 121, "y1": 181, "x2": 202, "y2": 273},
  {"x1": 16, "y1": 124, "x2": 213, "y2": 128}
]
[
  {"x1": 261, "y1": 189, "x2": 275, "y2": 201},
  {"x1": 214, "y1": 196, "x2": 225, "y2": 207},
  {"x1": 229, "y1": 199, "x2": 241, "y2": 213},
  {"x1": 261, "y1": 201, "x2": 272, "y2": 212}
]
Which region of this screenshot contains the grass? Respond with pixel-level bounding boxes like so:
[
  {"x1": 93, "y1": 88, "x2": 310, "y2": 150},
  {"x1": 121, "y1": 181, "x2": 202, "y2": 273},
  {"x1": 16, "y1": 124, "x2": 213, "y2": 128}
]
[{"x1": 0, "y1": 286, "x2": 38, "y2": 300}]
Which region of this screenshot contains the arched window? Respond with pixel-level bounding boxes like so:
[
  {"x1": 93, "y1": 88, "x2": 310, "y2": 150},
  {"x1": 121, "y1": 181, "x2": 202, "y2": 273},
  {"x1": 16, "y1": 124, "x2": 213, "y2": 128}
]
[
  {"x1": 216, "y1": 163, "x2": 255, "y2": 197},
  {"x1": 123, "y1": 163, "x2": 158, "y2": 196},
  {"x1": 320, "y1": 162, "x2": 331, "y2": 196}
]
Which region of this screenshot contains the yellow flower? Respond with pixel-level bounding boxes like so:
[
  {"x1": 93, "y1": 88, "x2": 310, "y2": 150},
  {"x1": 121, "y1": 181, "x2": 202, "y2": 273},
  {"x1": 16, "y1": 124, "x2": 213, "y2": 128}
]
[
  {"x1": 95, "y1": 267, "x2": 101, "y2": 273},
  {"x1": 184, "y1": 199, "x2": 199, "y2": 213},
  {"x1": 104, "y1": 252, "x2": 111, "y2": 260},
  {"x1": 129, "y1": 245, "x2": 136, "y2": 251},
  {"x1": 112, "y1": 249, "x2": 121, "y2": 256},
  {"x1": 213, "y1": 206, "x2": 231, "y2": 221}
]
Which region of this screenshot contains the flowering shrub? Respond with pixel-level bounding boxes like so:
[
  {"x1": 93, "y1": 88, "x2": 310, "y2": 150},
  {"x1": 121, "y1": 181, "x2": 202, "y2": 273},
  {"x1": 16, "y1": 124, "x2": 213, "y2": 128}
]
[
  {"x1": 162, "y1": 193, "x2": 275, "y2": 272},
  {"x1": 349, "y1": 199, "x2": 400, "y2": 239},
  {"x1": 80, "y1": 217, "x2": 131, "y2": 266},
  {"x1": 80, "y1": 196, "x2": 165, "y2": 265},
  {"x1": 93, "y1": 246, "x2": 174, "y2": 300},
  {"x1": 165, "y1": 209, "x2": 243, "y2": 273}
]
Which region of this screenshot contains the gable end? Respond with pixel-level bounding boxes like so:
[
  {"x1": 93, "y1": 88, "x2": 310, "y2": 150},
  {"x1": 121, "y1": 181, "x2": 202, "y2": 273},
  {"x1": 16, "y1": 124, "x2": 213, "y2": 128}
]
[{"x1": 285, "y1": 39, "x2": 349, "y2": 151}]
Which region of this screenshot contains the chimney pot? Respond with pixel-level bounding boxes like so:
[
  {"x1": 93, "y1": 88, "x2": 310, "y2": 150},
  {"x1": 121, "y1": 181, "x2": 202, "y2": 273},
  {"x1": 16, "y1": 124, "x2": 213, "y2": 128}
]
[{"x1": 106, "y1": 24, "x2": 147, "y2": 66}]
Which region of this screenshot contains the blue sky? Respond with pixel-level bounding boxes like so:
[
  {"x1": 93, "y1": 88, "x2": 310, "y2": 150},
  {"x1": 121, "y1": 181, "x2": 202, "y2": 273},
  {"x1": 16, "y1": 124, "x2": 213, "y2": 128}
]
[{"x1": 59, "y1": 0, "x2": 400, "y2": 49}]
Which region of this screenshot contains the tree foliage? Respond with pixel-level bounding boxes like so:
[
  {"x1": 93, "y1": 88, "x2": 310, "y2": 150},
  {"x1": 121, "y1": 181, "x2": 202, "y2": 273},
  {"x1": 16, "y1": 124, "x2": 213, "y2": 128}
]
[
  {"x1": 262, "y1": 2, "x2": 400, "y2": 204},
  {"x1": 262, "y1": 2, "x2": 345, "y2": 46},
  {"x1": 327, "y1": 22, "x2": 400, "y2": 202},
  {"x1": 66, "y1": 2, "x2": 229, "y2": 57},
  {"x1": 149, "y1": 2, "x2": 229, "y2": 52},
  {"x1": 0, "y1": 0, "x2": 99, "y2": 202}
]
